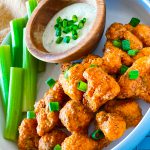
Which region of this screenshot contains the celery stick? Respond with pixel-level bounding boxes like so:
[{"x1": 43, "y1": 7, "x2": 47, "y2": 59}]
[
  {"x1": 26, "y1": 0, "x2": 38, "y2": 18},
  {"x1": 10, "y1": 18, "x2": 27, "y2": 67},
  {"x1": 26, "y1": 0, "x2": 46, "y2": 73},
  {"x1": 4, "y1": 67, "x2": 24, "y2": 141},
  {"x1": 22, "y1": 28, "x2": 38, "y2": 112},
  {"x1": 0, "y1": 45, "x2": 12, "y2": 115}
]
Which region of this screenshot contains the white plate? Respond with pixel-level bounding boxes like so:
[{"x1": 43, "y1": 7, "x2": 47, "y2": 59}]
[{"x1": 1, "y1": 0, "x2": 150, "y2": 149}]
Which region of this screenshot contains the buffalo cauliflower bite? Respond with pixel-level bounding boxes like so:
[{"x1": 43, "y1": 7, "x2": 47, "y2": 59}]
[
  {"x1": 61, "y1": 133, "x2": 98, "y2": 150},
  {"x1": 123, "y1": 30, "x2": 143, "y2": 50},
  {"x1": 133, "y1": 24, "x2": 150, "y2": 46},
  {"x1": 106, "y1": 23, "x2": 126, "y2": 40},
  {"x1": 59, "y1": 100, "x2": 93, "y2": 132},
  {"x1": 59, "y1": 64, "x2": 86, "y2": 101},
  {"x1": 104, "y1": 99, "x2": 142, "y2": 127},
  {"x1": 96, "y1": 111, "x2": 126, "y2": 141},
  {"x1": 39, "y1": 129, "x2": 67, "y2": 150},
  {"x1": 35, "y1": 81, "x2": 65, "y2": 136},
  {"x1": 102, "y1": 41, "x2": 133, "y2": 74},
  {"x1": 118, "y1": 56, "x2": 150, "y2": 102},
  {"x1": 83, "y1": 67, "x2": 120, "y2": 112},
  {"x1": 18, "y1": 119, "x2": 39, "y2": 150},
  {"x1": 124, "y1": 24, "x2": 134, "y2": 32},
  {"x1": 133, "y1": 47, "x2": 150, "y2": 60}
]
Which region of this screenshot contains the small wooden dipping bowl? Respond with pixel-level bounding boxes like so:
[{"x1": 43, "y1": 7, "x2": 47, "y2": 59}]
[{"x1": 26, "y1": 0, "x2": 106, "y2": 63}]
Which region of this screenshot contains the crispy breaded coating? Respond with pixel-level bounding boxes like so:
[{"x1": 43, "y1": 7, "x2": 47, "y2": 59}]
[
  {"x1": 123, "y1": 30, "x2": 143, "y2": 50},
  {"x1": 133, "y1": 47, "x2": 150, "y2": 60},
  {"x1": 59, "y1": 64, "x2": 86, "y2": 101},
  {"x1": 102, "y1": 41, "x2": 133, "y2": 74},
  {"x1": 104, "y1": 99, "x2": 142, "y2": 127},
  {"x1": 118, "y1": 56, "x2": 150, "y2": 102},
  {"x1": 18, "y1": 119, "x2": 39, "y2": 150},
  {"x1": 133, "y1": 24, "x2": 150, "y2": 46},
  {"x1": 59, "y1": 100, "x2": 93, "y2": 132},
  {"x1": 61, "y1": 133, "x2": 98, "y2": 150},
  {"x1": 124, "y1": 24, "x2": 134, "y2": 32},
  {"x1": 39, "y1": 129, "x2": 67, "y2": 150},
  {"x1": 97, "y1": 138, "x2": 110, "y2": 150},
  {"x1": 96, "y1": 111, "x2": 126, "y2": 141},
  {"x1": 83, "y1": 67, "x2": 120, "y2": 112},
  {"x1": 36, "y1": 108, "x2": 59, "y2": 136},
  {"x1": 106, "y1": 23, "x2": 126, "y2": 40},
  {"x1": 61, "y1": 62, "x2": 72, "y2": 72}
]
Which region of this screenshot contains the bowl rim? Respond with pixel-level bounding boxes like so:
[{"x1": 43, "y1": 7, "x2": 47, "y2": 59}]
[{"x1": 26, "y1": 0, "x2": 106, "y2": 63}]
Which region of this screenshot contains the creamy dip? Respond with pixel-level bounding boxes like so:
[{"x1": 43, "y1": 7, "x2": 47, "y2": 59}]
[{"x1": 42, "y1": 3, "x2": 96, "y2": 53}]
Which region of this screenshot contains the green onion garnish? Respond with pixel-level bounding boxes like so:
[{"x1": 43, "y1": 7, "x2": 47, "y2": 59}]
[
  {"x1": 128, "y1": 70, "x2": 139, "y2": 80},
  {"x1": 54, "y1": 144, "x2": 61, "y2": 150},
  {"x1": 56, "y1": 37, "x2": 63, "y2": 44},
  {"x1": 71, "y1": 25, "x2": 78, "y2": 31},
  {"x1": 56, "y1": 28, "x2": 61, "y2": 36},
  {"x1": 112, "y1": 40, "x2": 122, "y2": 48},
  {"x1": 27, "y1": 111, "x2": 36, "y2": 119},
  {"x1": 46, "y1": 77, "x2": 56, "y2": 88},
  {"x1": 56, "y1": 17, "x2": 62, "y2": 24},
  {"x1": 91, "y1": 129, "x2": 104, "y2": 140},
  {"x1": 63, "y1": 27, "x2": 71, "y2": 34},
  {"x1": 129, "y1": 17, "x2": 140, "y2": 27},
  {"x1": 68, "y1": 20, "x2": 74, "y2": 26},
  {"x1": 77, "y1": 80, "x2": 87, "y2": 92},
  {"x1": 127, "y1": 49, "x2": 139, "y2": 56},
  {"x1": 72, "y1": 34, "x2": 78, "y2": 40},
  {"x1": 54, "y1": 24, "x2": 60, "y2": 30},
  {"x1": 62, "y1": 19, "x2": 68, "y2": 27},
  {"x1": 90, "y1": 64, "x2": 97, "y2": 68},
  {"x1": 72, "y1": 15, "x2": 78, "y2": 23},
  {"x1": 49, "y1": 102, "x2": 60, "y2": 112},
  {"x1": 82, "y1": 18, "x2": 87, "y2": 24},
  {"x1": 120, "y1": 65, "x2": 128, "y2": 75},
  {"x1": 72, "y1": 30, "x2": 78, "y2": 35},
  {"x1": 78, "y1": 21, "x2": 84, "y2": 29},
  {"x1": 63, "y1": 36, "x2": 71, "y2": 43},
  {"x1": 122, "y1": 40, "x2": 130, "y2": 51}
]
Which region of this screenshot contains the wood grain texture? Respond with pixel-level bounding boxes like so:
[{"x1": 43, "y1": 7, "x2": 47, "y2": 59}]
[{"x1": 26, "y1": 0, "x2": 106, "y2": 63}]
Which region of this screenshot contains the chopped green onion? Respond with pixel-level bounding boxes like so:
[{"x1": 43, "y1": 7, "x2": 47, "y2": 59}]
[
  {"x1": 128, "y1": 70, "x2": 139, "y2": 80},
  {"x1": 63, "y1": 27, "x2": 71, "y2": 34},
  {"x1": 27, "y1": 111, "x2": 36, "y2": 119},
  {"x1": 90, "y1": 64, "x2": 97, "y2": 68},
  {"x1": 64, "y1": 70, "x2": 69, "y2": 79},
  {"x1": 54, "y1": 144, "x2": 61, "y2": 150},
  {"x1": 54, "y1": 24, "x2": 61, "y2": 30},
  {"x1": 4, "y1": 67, "x2": 24, "y2": 141},
  {"x1": 129, "y1": 17, "x2": 140, "y2": 27},
  {"x1": 68, "y1": 20, "x2": 74, "y2": 26},
  {"x1": 56, "y1": 28, "x2": 61, "y2": 36},
  {"x1": 72, "y1": 34, "x2": 78, "y2": 40},
  {"x1": 82, "y1": 18, "x2": 87, "y2": 24},
  {"x1": 127, "y1": 49, "x2": 139, "y2": 56},
  {"x1": 26, "y1": 0, "x2": 38, "y2": 18},
  {"x1": 62, "y1": 19, "x2": 68, "y2": 27},
  {"x1": 22, "y1": 28, "x2": 38, "y2": 112},
  {"x1": 49, "y1": 102, "x2": 60, "y2": 112},
  {"x1": 71, "y1": 25, "x2": 78, "y2": 31},
  {"x1": 122, "y1": 40, "x2": 130, "y2": 51},
  {"x1": 77, "y1": 80, "x2": 87, "y2": 92},
  {"x1": 78, "y1": 21, "x2": 84, "y2": 29},
  {"x1": 112, "y1": 40, "x2": 122, "y2": 48},
  {"x1": 72, "y1": 15, "x2": 78, "y2": 23},
  {"x1": 72, "y1": 30, "x2": 78, "y2": 35},
  {"x1": 56, "y1": 17, "x2": 62, "y2": 24},
  {"x1": 46, "y1": 77, "x2": 56, "y2": 88},
  {"x1": 63, "y1": 36, "x2": 71, "y2": 43},
  {"x1": 120, "y1": 65, "x2": 128, "y2": 75},
  {"x1": 0, "y1": 45, "x2": 12, "y2": 115},
  {"x1": 91, "y1": 129, "x2": 104, "y2": 140},
  {"x1": 56, "y1": 37, "x2": 63, "y2": 44}
]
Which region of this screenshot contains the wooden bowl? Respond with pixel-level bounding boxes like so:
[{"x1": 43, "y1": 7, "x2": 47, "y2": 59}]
[{"x1": 26, "y1": 0, "x2": 106, "y2": 63}]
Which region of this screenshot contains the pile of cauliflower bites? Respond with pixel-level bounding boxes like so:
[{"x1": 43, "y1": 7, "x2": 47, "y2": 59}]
[{"x1": 18, "y1": 18, "x2": 150, "y2": 150}]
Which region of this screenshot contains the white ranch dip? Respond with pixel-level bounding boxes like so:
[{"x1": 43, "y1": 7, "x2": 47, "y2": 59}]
[{"x1": 42, "y1": 3, "x2": 96, "y2": 53}]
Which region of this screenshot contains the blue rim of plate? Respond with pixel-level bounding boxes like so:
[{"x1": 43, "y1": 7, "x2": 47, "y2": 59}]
[{"x1": 2, "y1": 1, "x2": 150, "y2": 149}]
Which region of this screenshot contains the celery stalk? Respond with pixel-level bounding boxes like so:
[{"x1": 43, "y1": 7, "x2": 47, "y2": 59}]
[
  {"x1": 10, "y1": 18, "x2": 27, "y2": 67},
  {"x1": 0, "y1": 45, "x2": 12, "y2": 115},
  {"x1": 22, "y1": 28, "x2": 38, "y2": 112},
  {"x1": 26, "y1": 0, "x2": 46, "y2": 73},
  {"x1": 4, "y1": 67, "x2": 24, "y2": 141}
]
